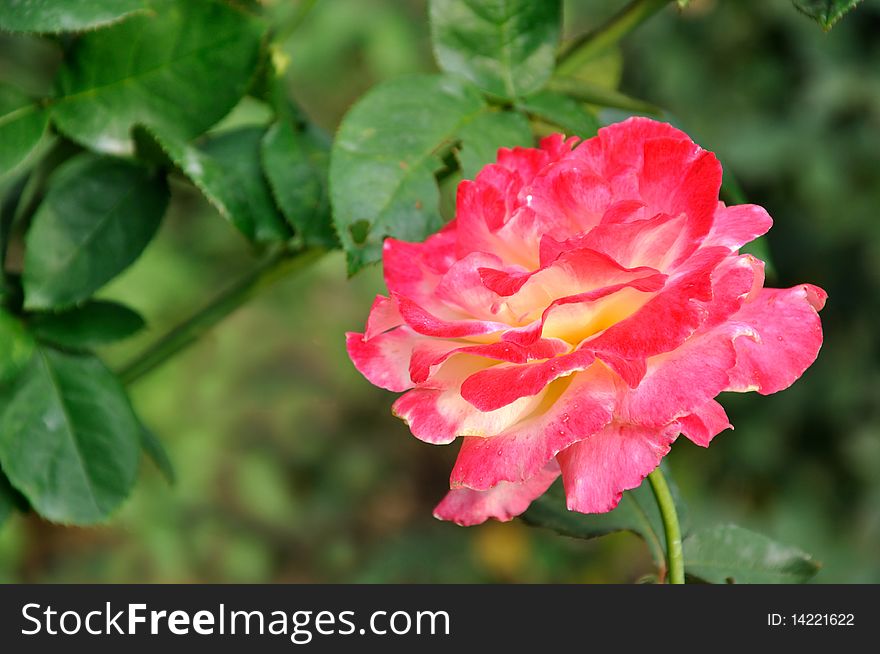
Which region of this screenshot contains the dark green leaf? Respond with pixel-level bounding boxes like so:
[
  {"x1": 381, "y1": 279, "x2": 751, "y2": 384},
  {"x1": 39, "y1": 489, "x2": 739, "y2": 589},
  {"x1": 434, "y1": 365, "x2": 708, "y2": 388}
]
[
  {"x1": 141, "y1": 125, "x2": 291, "y2": 243},
  {"x1": 792, "y1": 0, "x2": 863, "y2": 30},
  {"x1": 429, "y1": 0, "x2": 562, "y2": 99},
  {"x1": 0, "y1": 346, "x2": 141, "y2": 524},
  {"x1": 0, "y1": 85, "x2": 48, "y2": 177},
  {"x1": 331, "y1": 74, "x2": 491, "y2": 274},
  {"x1": 261, "y1": 121, "x2": 338, "y2": 248},
  {"x1": 0, "y1": 0, "x2": 147, "y2": 33},
  {"x1": 683, "y1": 524, "x2": 820, "y2": 584},
  {"x1": 522, "y1": 474, "x2": 677, "y2": 568},
  {"x1": 51, "y1": 0, "x2": 263, "y2": 154},
  {"x1": 199, "y1": 127, "x2": 291, "y2": 242},
  {"x1": 518, "y1": 90, "x2": 599, "y2": 138},
  {"x1": 523, "y1": 479, "x2": 650, "y2": 538},
  {"x1": 140, "y1": 424, "x2": 175, "y2": 485},
  {"x1": 22, "y1": 154, "x2": 168, "y2": 310},
  {"x1": 29, "y1": 300, "x2": 145, "y2": 349},
  {"x1": 455, "y1": 109, "x2": 533, "y2": 179}
]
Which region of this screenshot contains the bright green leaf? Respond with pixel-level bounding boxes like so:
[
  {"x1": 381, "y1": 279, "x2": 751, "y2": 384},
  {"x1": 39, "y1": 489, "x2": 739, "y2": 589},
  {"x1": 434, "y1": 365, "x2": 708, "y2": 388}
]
[
  {"x1": 141, "y1": 126, "x2": 291, "y2": 243},
  {"x1": 22, "y1": 154, "x2": 168, "y2": 310},
  {"x1": 429, "y1": 0, "x2": 562, "y2": 99},
  {"x1": 331, "y1": 74, "x2": 494, "y2": 274},
  {"x1": 0, "y1": 85, "x2": 48, "y2": 177},
  {"x1": 261, "y1": 121, "x2": 338, "y2": 249},
  {"x1": 683, "y1": 524, "x2": 820, "y2": 584},
  {"x1": 792, "y1": 0, "x2": 863, "y2": 30},
  {"x1": 456, "y1": 109, "x2": 533, "y2": 179},
  {"x1": 0, "y1": 0, "x2": 147, "y2": 33},
  {"x1": 0, "y1": 346, "x2": 141, "y2": 524},
  {"x1": 140, "y1": 424, "x2": 175, "y2": 485},
  {"x1": 29, "y1": 300, "x2": 146, "y2": 349},
  {"x1": 518, "y1": 90, "x2": 599, "y2": 138},
  {"x1": 51, "y1": 0, "x2": 262, "y2": 154}
]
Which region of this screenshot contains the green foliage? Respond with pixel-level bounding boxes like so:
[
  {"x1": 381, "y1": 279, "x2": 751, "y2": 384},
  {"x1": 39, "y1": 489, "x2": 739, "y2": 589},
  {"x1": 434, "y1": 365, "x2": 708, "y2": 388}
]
[
  {"x1": 525, "y1": 472, "x2": 820, "y2": 584},
  {"x1": 455, "y1": 109, "x2": 533, "y2": 179},
  {"x1": 0, "y1": 0, "x2": 848, "y2": 585},
  {"x1": 429, "y1": 0, "x2": 562, "y2": 99},
  {"x1": 518, "y1": 90, "x2": 600, "y2": 138},
  {"x1": 791, "y1": 0, "x2": 864, "y2": 29},
  {"x1": 22, "y1": 155, "x2": 169, "y2": 310},
  {"x1": 199, "y1": 127, "x2": 292, "y2": 244},
  {"x1": 51, "y1": 0, "x2": 262, "y2": 154},
  {"x1": 0, "y1": 344, "x2": 141, "y2": 524},
  {"x1": 261, "y1": 122, "x2": 338, "y2": 248},
  {"x1": 0, "y1": 0, "x2": 361, "y2": 527},
  {"x1": 0, "y1": 0, "x2": 148, "y2": 33},
  {"x1": 523, "y1": 478, "x2": 668, "y2": 567},
  {"x1": 29, "y1": 300, "x2": 146, "y2": 349},
  {"x1": 330, "y1": 74, "x2": 490, "y2": 274},
  {"x1": 0, "y1": 85, "x2": 48, "y2": 177},
  {"x1": 683, "y1": 524, "x2": 820, "y2": 583},
  {"x1": 140, "y1": 126, "x2": 290, "y2": 243},
  {"x1": 523, "y1": 468, "x2": 689, "y2": 569}
]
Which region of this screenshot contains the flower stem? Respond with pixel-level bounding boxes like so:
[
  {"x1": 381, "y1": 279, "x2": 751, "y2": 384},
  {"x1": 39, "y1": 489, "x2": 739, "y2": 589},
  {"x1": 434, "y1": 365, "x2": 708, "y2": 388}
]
[
  {"x1": 117, "y1": 245, "x2": 325, "y2": 386},
  {"x1": 556, "y1": 0, "x2": 672, "y2": 77},
  {"x1": 647, "y1": 467, "x2": 685, "y2": 584}
]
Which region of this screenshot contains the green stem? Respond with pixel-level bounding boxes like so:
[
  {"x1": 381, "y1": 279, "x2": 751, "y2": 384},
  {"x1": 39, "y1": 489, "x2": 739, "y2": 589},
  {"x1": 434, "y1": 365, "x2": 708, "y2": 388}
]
[
  {"x1": 647, "y1": 467, "x2": 685, "y2": 584},
  {"x1": 117, "y1": 246, "x2": 325, "y2": 386},
  {"x1": 557, "y1": 0, "x2": 672, "y2": 76}
]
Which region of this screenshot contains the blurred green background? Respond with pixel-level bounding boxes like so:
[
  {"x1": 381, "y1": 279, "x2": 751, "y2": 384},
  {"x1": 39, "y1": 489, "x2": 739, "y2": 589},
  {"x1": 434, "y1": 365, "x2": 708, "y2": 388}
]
[{"x1": 1, "y1": 0, "x2": 878, "y2": 583}]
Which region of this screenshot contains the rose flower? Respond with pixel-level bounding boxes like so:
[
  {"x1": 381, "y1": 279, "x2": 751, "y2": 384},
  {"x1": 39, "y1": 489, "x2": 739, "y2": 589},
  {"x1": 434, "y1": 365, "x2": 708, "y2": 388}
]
[{"x1": 347, "y1": 117, "x2": 825, "y2": 526}]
